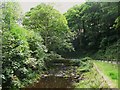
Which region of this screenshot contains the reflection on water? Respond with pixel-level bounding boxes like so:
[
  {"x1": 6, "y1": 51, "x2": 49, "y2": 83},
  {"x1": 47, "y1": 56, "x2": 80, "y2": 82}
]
[
  {"x1": 27, "y1": 76, "x2": 74, "y2": 88},
  {"x1": 24, "y1": 63, "x2": 80, "y2": 89}
]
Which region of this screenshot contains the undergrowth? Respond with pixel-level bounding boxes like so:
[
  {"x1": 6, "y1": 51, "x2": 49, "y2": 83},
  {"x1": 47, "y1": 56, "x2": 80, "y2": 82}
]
[{"x1": 74, "y1": 58, "x2": 109, "y2": 88}]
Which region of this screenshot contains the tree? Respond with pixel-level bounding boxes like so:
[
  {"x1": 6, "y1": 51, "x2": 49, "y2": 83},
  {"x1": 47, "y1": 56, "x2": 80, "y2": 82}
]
[
  {"x1": 2, "y1": 2, "x2": 46, "y2": 89},
  {"x1": 65, "y1": 2, "x2": 119, "y2": 57},
  {"x1": 23, "y1": 3, "x2": 74, "y2": 56},
  {"x1": 114, "y1": 16, "x2": 120, "y2": 37},
  {"x1": 1, "y1": 2, "x2": 22, "y2": 31}
]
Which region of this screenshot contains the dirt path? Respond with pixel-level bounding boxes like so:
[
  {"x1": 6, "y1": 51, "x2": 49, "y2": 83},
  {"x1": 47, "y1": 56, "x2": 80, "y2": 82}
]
[{"x1": 93, "y1": 63, "x2": 118, "y2": 89}]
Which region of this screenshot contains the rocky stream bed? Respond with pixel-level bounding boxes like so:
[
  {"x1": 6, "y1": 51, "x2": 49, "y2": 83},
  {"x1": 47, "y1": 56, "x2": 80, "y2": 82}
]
[{"x1": 25, "y1": 62, "x2": 83, "y2": 89}]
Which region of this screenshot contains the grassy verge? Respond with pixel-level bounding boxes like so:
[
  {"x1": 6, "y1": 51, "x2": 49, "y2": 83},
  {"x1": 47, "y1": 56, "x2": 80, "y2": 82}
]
[
  {"x1": 73, "y1": 58, "x2": 109, "y2": 88},
  {"x1": 93, "y1": 61, "x2": 118, "y2": 88},
  {"x1": 74, "y1": 66, "x2": 109, "y2": 88}
]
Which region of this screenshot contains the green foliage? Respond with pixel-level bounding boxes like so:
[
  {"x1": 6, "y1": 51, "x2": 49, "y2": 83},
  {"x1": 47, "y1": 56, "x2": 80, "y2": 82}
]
[
  {"x1": 44, "y1": 52, "x2": 62, "y2": 61},
  {"x1": 2, "y1": 2, "x2": 22, "y2": 31},
  {"x1": 109, "y1": 72, "x2": 117, "y2": 80},
  {"x1": 114, "y1": 16, "x2": 120, "y2": 40},
  {"x1": 27, "y1": 31, "x2": 47, "y2": 68},
  {"x1": 93, "y1": 40, "x2": 120, "y2": 60},
  {"x1": 78, "y1": 57, "x2": 93, "y2": 72},
  {"x1": 114, "y1": 16, "x2": 120, "y2": 29},
  {"x1": 94, "y1": 61, "x2": 118, "y2": 87},
  {"x1": 74, "y1": 58, "x2": 109, "y2": 88},
  {"x1": 23, "y1": 3, "x2": 74, "y2": 56},
  {"x1": 80, "y1": 57, "x2": 92, "y2": 62},
  {"x1": 2, "y1": 24, "x2": 46, "y2": 89},
  {"x1": 2, "y1": 1, "x2": 119, "y2": 89},
  {"x1": 65, "y1": 2, "x2": 119, "y2": 58},
  {"x1": 69, "y1": 60, "x2": 81, "y2": 66},
  {"x1": 74, "y1": 67, "x2": 109, "y2": 88}
]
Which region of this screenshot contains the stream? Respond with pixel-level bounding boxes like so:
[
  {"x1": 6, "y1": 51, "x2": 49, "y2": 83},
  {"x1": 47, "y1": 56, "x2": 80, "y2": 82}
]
[
  {"x1": 24, "y1": 60, "x2": 82, "y2": 89},
  {"x1": 27, "y1": 76, "x2": 74, "y2": 88}
]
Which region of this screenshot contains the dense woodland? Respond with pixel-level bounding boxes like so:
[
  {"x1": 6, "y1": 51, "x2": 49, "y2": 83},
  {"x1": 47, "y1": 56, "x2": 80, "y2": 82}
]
[
  {"x1": 65, "y1": 2, "x2": 120, "y2": 60},
  {"x1": 1, "y1": 1, "x2": 120, "y2": 89}
]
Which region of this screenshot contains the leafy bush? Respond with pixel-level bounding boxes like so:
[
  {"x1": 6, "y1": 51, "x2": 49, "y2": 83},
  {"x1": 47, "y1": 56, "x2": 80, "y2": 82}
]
[
  {"x1": 93, "y1": 40, "x2": 120, "y2": 61},
  {"x1": 2, "y1": 24, "x2": 46, "y2": 89},
  {"x1": 69, "y1": 60, "x2": 81, "y2": 66},
  {"x1": 44, "y1": 51, "x2": 62, "y2": 62},
  {"x1": 44, "y1": 51, "x2": 62, "y2": 68},
  {"x1": 109, "y1": 72, "x2": 118, "y2": 80},
  {"x1": 27, "y1": 31, "x2": 47, "y2": 69},
  {"x1": 78, "y1": 57, "x2": 93, "y2": 72},
  {"x1": 81, "y1": 57, "x2": 92, "y2": 62},
  {"x1": 23, "y1": 3, "x2": 74, "y2": 57},
  {"x1": 74, "y1": 66, "x2": 109, "y2": 88}
]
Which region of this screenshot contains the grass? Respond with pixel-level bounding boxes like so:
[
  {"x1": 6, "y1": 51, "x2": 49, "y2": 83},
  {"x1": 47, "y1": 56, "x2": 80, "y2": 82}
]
[
  {"x1": 73, "y1": 60, "x2": 109, "y2": 88},
  {"x1": 93, "y1": 60, "x2": 118, "y2": 88},
  {"x1": 74, "y1": 67, "x2": 109, "y2": 88}
]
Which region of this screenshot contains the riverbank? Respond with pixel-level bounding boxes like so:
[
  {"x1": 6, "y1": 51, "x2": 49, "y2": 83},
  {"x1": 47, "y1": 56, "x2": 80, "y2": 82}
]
[
  {"x1": 93, "y1": 61, "x2": 118, "y2": 88},
  {"x1": 73, "y1": 61, "x2": 109, "y2": 88},
  {"x1": 23, "y1": 57, "x2": 93, "y2": 89},
  {"x1": 23, "y1": 57, "x2": 119, "y2": 89}
]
